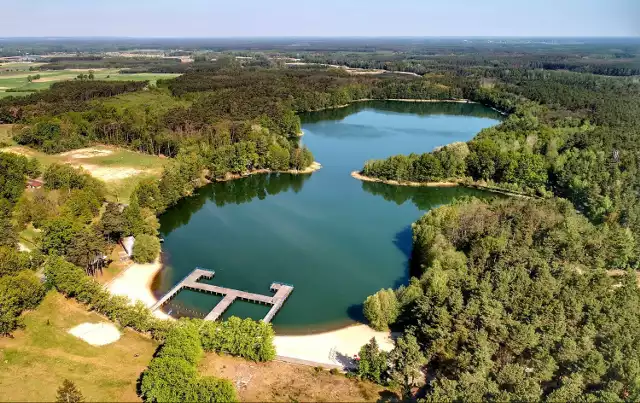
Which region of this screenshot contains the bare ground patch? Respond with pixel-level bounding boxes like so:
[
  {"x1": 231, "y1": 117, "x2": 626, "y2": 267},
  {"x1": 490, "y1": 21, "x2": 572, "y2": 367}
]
[
  {"x1": 60, "y1": 147, "x2": 114, "y2": 159},
  {"x1": 74, "y1": 163, "x2": 142, "y2": 181},
  {"x1": 200, "y1": 353, "x2": 397, "y2": 402}
]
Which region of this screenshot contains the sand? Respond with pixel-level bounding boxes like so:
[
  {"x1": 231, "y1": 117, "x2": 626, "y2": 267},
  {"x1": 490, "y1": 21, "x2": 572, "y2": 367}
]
[
  {"x1": 106, "y1": 255, "x2": 393, "y2": 366},
  {"x1": 274, "y1": 325, "x2": 394, "y2": 368},
  {"x1": 60, "y1": 147, "x2": 114, "y2": 159},
  {"x1": 73, "y1": 163, "x2": 141, "y2": 181},
  {"x1": 68, "y1": 322, "x2": 121, "y2": 346},
  {"x1": 106, "y1": 258, "x2": 170, "y2": 320}
]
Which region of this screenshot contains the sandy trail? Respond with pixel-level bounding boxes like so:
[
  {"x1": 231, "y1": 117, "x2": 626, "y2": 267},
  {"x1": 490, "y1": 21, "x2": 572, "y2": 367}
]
[{"x1": 106, "y1": 258, "x2": 393, "y2": 365}]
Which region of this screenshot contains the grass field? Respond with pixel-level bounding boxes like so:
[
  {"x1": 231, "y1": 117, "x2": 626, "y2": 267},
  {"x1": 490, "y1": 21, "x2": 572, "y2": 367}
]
[
  {"x1": 0, "y1": 292, "x2": 392, "y2": 402},
  {"x1": 1, "y1": 144, "x2": 168, "y2": 203},
  {"x1": 0, "y1": 292, "x2": 158, "y2": 402},
  {"x1": 0, "y1": 62, "x2": 180, "y2": 97},
  {"x1": 0, "y1": 124, "x2": 15, "y2": 145}
]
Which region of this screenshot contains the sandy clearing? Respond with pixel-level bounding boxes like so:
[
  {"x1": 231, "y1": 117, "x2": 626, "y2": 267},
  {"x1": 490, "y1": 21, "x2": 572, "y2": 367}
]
[
  {"x1": 73, "y1": 163, "x2": 141, "y2": 181},
  {"x1": 18, "y1": 243, "x2": 31, "y2": 252},
  {"x1": 107, "y1": 258, "x2": 170, "y2": 320},
  {"x1": 68, "y1": 322, "x2": 121, "y2": 346},
  {"x1": 106, "y1": 255, "x2": 392, "y2": 367},
  {"x1": 60, "y1": 147, "x2": 114, "y2": 159}
]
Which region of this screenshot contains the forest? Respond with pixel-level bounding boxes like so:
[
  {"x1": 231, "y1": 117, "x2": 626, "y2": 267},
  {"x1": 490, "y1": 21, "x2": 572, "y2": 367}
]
[
  {"x1": 2, "y1": 38, "x2": 640, "y2": 401},
  {"x1": 361, "y1": 198, "x2": 640, "y2": 400}
]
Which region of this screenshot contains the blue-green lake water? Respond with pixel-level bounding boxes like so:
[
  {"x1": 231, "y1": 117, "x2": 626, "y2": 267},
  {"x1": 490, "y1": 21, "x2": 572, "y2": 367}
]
[{"x1": 155, "y1": 101, "x2": 501, "y2": 333}]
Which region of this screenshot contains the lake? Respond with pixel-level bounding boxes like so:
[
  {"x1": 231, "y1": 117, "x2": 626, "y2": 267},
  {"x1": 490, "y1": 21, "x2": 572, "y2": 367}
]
[{"x1": 155, "y1": 101, "x2": 502, "y2": 334}]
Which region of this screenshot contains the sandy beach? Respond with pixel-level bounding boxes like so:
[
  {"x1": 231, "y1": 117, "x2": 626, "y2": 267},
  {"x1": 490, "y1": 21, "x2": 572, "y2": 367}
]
[
  {"x1": 106, "y1": 259, "x2": 170, "y2": 320},
  {"x1": 105, "y1": 256, "x2": 393, "y2": 366},
  {"x1": 274, "y1": 325, "x2": 394, "y2": 368}
]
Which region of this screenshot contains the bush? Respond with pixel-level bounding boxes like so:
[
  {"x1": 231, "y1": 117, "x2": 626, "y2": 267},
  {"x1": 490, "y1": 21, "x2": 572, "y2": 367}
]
[
  {"x1": 158, "y1": 321, "x2": 203, "y2": 365},
  {"x1": 140, "y1": 356, "x2": 198, "y2": 402},
  {"x1": 199, "y1": 316, "x2": 276, "y2": 362},
  {"x1": 141, "y1": 321, "x2": 238, "y2": 403},
  {"x1": 0, "y1": 270, "x2": 45, "y2": 334},
  {"x1": 363, "y1": 288, "x2": 399, "y2": 331},
  {"x1": 183, "y1": 377, "x2": 237, "y2": 403},
  {"x1": 133, "y1": 234, "x2": 160, "y2": 263},
  {"x1": 44, "y1": 256, "x2": 172, "y2": 341}
]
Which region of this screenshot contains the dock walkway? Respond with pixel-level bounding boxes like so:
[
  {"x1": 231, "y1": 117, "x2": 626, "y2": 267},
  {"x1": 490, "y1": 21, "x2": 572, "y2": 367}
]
[{"x1": 150, "y1": 268, "x2": 293, "y2": 323}]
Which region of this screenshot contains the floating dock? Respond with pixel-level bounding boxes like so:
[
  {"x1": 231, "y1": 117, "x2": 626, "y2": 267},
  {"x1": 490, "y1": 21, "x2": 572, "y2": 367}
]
[{"x1": 150, "y1": 268, "x2": 293, "y2": 323}]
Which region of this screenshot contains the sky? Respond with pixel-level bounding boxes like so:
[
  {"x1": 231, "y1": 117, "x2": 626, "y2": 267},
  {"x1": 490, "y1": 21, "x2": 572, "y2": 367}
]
[{"x1": 1, "y1": 0, "x2": 638, "y2": 37}]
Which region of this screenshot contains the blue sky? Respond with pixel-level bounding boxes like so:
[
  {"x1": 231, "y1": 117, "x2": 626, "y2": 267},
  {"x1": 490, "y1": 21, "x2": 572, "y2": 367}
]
[{"x1": 1, "y1": 0, "x2": 638, "y2": 37}]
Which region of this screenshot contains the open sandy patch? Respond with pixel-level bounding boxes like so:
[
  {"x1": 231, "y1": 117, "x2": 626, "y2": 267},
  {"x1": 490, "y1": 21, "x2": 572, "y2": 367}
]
[
  {"x1": 60, "y1": 147, "x2": 114, "y2": 159},
  {"x1": 107, "y1": 258, "x2": 170, "y2": 320},
  {"x1": 274, "y1": 325, "x2": 394, "y2": 368},
  {"x1": 73, "y1": 163, "x2": 142, "y2": 181},
  {"x1": 68, "y1": 322, "x2": 121, "y2": 346}
]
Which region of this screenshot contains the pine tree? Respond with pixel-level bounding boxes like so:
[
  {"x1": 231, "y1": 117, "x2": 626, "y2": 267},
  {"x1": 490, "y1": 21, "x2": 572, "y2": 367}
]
[{"x1": 56, "y1": 379, "x2": 85, "y2": 403}]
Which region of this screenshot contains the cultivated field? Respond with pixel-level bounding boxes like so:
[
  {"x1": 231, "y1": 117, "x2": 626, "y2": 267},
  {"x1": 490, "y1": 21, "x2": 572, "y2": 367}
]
[{"x1": 0, "y1": 62, "x2": 179, "y2": 98}]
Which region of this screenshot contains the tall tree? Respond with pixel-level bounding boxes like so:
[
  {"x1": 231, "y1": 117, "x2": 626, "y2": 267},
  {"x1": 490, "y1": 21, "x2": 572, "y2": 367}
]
[{"x1": 56, "y1": 379, "x2": 85, "y2": 403}]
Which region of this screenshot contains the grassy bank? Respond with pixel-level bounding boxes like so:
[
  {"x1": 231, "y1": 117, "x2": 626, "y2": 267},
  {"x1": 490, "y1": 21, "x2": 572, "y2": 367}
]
[{"x1": 0, "y1": 292, "x2": 158, "y2": 402}]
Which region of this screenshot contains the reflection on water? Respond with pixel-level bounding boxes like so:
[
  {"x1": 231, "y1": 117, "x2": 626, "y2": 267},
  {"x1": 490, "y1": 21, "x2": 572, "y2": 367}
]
[
  {"x1": 299, "y1": 100, "x2": 504, "y2": 124},
  {"x1": 157, "y1": 101, "x2": 501, "y2": 332},
  {"x1": 360, "y1": 181, "x2": 497, "y2": 211},
  {"x1": 160, "y1": 173, "x2": 311, "y2": 234}
]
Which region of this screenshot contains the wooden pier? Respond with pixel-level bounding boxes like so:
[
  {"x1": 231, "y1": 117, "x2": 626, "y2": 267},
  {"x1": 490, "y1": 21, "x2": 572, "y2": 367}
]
[{"x1": 150, "y1": 268, "x2": 293, "y2": 323}]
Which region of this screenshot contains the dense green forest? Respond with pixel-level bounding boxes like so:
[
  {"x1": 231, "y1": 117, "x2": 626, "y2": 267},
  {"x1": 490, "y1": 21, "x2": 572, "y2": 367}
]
[
  {"x1": 3, "y1": 38, "x2": 640, "y2": 401},
  {"x1": 361, "y1": 198, "x2": 640, "y2": 400},
  {"x1": 360, "y1": 69, "x2": 640, "y2": 258}
]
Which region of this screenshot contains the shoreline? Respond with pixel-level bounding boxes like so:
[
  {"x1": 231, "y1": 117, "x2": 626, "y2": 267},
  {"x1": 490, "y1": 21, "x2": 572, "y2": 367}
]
[
  {"x1": 351, "y1": 171, "x2": 538, "y2": 198},
  {"x1": 305, "y1": 97, "x2": 481, "y2": 113},
  {"x1": 351, "y1": 170, "x2": 460, "y2": 187},
  {"x1": 105, "y1": 252, "x2": 393, "y2": 367},
  {"x1": 213, "y1": 161, "x2": 322, "y2": 182}
]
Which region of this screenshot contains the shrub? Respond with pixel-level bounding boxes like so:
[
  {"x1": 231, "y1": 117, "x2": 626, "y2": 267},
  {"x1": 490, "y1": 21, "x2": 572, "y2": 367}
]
[
  {"x1": 363, "y1": 288, "x2": 399, "y2": 331},
  {"x1": 44, "y1": 256, "x2": 172, "y2": 341},
  {"x1": 158, "y1": 321, "x2": 203, "y2": 365},
  {"x1": 199, "y1": 316, "x2": 276, "y2": 362},
  {"x1": 141, "y1": 321, "x2": 238, "y2": 402},
  {"x1": 0, "y1": 270, "x2": 45, "y2": 334},
  {"x1": 133, "y1": 234, "x2": 160, "y2": 263},
  {"x1": 183, "y1": 377, "x2": 237, "y2": 403},
  {"x1": 140, "y1": 356, "x2": 198, "y2": 402}
]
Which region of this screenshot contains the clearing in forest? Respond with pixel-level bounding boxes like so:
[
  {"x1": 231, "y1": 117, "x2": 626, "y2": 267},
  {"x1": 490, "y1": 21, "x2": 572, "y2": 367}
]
[{"x1": 1, "y1": 144, "x2": 168, "y2": 203}]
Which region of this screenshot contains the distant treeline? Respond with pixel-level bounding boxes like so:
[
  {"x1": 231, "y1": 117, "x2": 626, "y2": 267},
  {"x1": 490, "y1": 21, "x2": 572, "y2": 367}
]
[{"x1": 37, "y1": 56, "x2": 191, "y2": 74}]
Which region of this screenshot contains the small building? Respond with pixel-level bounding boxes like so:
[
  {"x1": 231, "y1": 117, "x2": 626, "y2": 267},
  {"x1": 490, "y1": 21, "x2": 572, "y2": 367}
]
[
  {"x1": 26, "y1": 179, "x2": 44, "y2": 189},
  {"x1": 121, "y1": 236, "x2": 135, "y2": 258}
]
